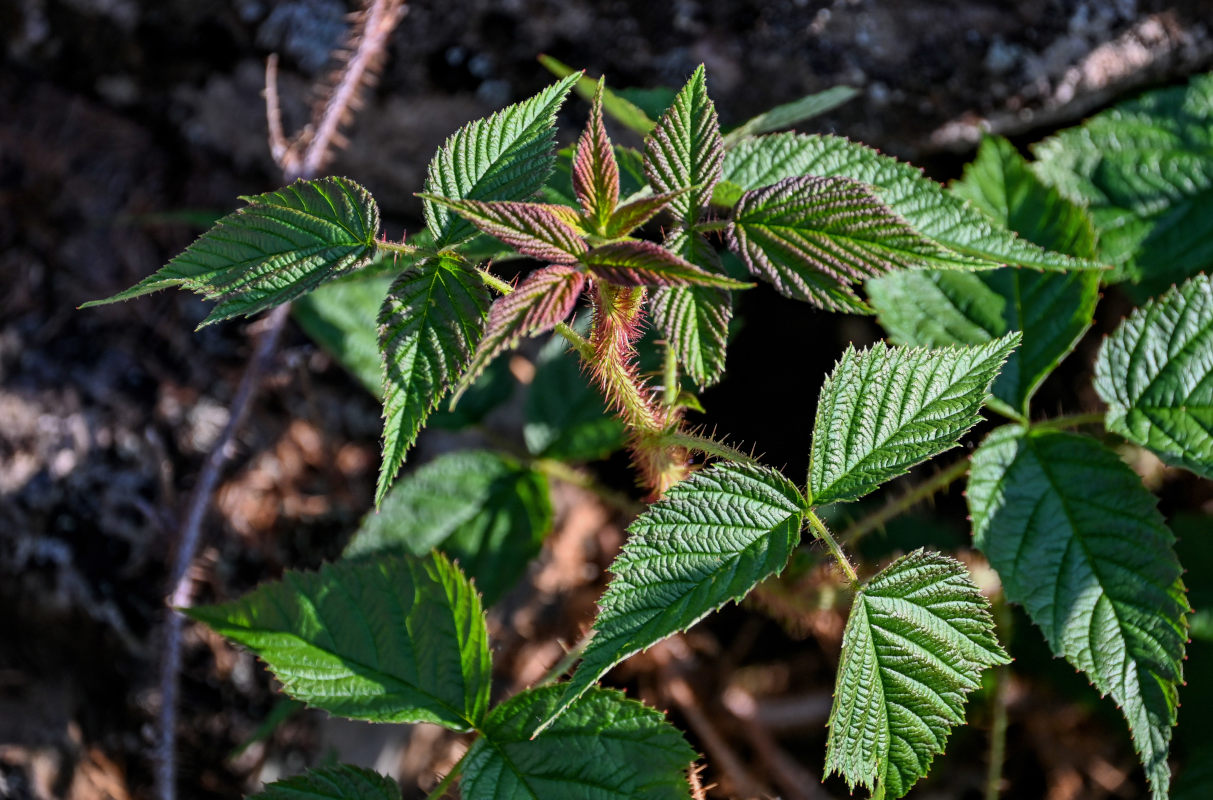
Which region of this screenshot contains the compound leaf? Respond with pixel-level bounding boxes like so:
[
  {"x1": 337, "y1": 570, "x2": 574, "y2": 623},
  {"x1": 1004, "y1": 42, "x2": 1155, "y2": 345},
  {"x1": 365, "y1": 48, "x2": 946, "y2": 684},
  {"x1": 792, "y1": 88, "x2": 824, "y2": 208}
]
[
  {"x1": 1032, "y1": 73, "x2": 1213, "y2": 294},
  {"x1": 728, "y1": 175, "x2": 988, "y2": 312},
  {"x1": 541, "y1": 463, "x2": 804, "y2": 731},
  {"x1": 1094, "y1": 272, "x2": 1213, "y2": 479},
  {"x1": 84, "y1": 177, "x2": 379, "y2": 326},
  {"x1": 644, "y1": 65, "x2": 723, "y2": 224},
  {"x1": 461, "y1": 686, "x2": 695, "y2": 800},
  {"x1": 423, "y1": 75, "x2": 578, "y2": 248},
  {"x1": 868, "y1": 136, "x2": 1101, "y2": 417},
  {"x1": 346, "y1": 450, "x2": 552, "y2": 606},
  {"x1": 252, "y1": 765, "x2": 399, "y2": 800},
  {"x1": 825, "y1": 549, "x2": 1009, "y2": 799},
  {"x1": 454, "y1": 265, "x2": 586, "y2": 402},
  {"x1": 967, "y1": 427, "x2": 1188, "y2": 800},
  {"x1": 377, "y1": 255, "x2": 490, "y2": 504},
  {"x1": 651, "y1": 229, "x2": 732, "y2": 387},
  {"x1": 419, "y1": 197, "x2": 587, "y2": 263},
  {"x1": 810, "y1": 334, "x2": 1019, "y2": 505},
  {"x1": 720, "y1": 133, "x2": 1098, "y2": 272},
  {"x1": 582, "y1": 240, "x2": 748, "y2": 289},
  {"x1": 187, "y1": 553, "x2": 491, "y2": 731}
]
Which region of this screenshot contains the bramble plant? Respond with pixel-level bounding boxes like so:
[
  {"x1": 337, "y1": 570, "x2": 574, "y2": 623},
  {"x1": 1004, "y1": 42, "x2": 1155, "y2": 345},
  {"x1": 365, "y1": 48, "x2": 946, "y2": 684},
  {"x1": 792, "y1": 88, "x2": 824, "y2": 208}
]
[{"x1": 87, "y1": 59, "x2": 1213, "y2": 800}]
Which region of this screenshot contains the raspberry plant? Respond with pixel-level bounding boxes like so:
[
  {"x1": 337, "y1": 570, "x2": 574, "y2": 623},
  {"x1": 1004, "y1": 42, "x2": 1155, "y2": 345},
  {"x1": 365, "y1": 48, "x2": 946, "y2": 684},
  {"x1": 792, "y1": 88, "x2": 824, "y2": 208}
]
[{"x1": 87, "y1": 66, "x2": 1213, "y2": 799}]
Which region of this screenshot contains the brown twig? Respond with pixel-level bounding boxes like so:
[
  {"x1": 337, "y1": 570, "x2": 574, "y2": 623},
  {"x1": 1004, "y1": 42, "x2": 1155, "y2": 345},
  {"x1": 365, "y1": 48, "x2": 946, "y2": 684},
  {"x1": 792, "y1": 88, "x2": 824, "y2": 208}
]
[{"x1": 155, "y1": 4, "x2": 407, "y2": 800}]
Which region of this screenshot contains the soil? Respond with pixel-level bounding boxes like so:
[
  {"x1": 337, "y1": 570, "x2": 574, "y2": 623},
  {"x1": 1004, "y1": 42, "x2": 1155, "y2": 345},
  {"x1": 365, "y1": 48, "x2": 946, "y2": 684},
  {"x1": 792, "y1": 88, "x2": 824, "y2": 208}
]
[{"x1": 2, "y1": 1, "x2": 1211, "y2": 799}]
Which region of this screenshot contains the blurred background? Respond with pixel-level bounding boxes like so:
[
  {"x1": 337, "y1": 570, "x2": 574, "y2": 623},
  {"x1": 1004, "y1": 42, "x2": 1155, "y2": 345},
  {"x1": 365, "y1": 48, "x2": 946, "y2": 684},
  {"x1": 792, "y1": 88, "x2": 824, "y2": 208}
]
[{"x1": 2, "y1": 1, "x2": 1212, "y2": 798}]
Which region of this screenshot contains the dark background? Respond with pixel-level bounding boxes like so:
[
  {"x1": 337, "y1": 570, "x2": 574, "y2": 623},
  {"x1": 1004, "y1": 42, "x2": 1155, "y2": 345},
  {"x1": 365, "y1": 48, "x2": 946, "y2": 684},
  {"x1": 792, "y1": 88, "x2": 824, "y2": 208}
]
[{"x1": 3, "y1": 1, "x2": 1212, "y2": 798}]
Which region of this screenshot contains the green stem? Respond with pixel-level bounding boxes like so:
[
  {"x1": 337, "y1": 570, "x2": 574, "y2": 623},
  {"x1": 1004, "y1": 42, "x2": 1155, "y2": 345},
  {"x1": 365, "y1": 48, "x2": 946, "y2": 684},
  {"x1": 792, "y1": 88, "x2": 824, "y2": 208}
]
[
  {"x1": 695, "y1": 219, "x2": 730, "y2": 233},
  {"x1": 663, "y1": 343, "x2": 679, "y2": 410},
  {"x1": 423, "y1": 753, "x2": 466, "y2": 800},
  {"x1": 554, "y1": 321, "x2": 594, "y2": 362},
  {"x1": 476, "y1": 267, "x2": 515, "y2": 296},
  {"x1": 537, "y1": 630, "x2": 594, "y2": 687},
  {"x1": 806, "y1": 511, "x2": 858, "y2": 584},
  {"x1": 840, "y1": 458, "x2": 970, "y2": 547},
  {"x1": 655, "y1": 430, "x2": 756, "y2": 465},
  {"x1": 1030, "y1": 411, "x2": 1106, "y2": 431},
  {"x1": 375, "y1": 240, "x2": 420, "y2": 256},
  {"x1": 532, "y1": 458, "x2": 643, "y2": 516}
]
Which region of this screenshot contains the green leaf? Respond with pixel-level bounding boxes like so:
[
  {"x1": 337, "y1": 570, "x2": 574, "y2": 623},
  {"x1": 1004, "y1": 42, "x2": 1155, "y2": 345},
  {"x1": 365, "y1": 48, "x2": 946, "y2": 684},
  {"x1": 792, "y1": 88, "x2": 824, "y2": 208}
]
[
  {"x1": 377, "y1": 255, "x2": 490, "y2": 504},
  {"x1": 419, "y1": 197, "x2": 587, "y2": 262},
  {"x1": 423, "y1": 75, "x2": 578, "y2": 248},
  {"x1": 967, "y1": 427, "x2": 1188, "y2": 800},
  {"x1": 581, "y1": 240, "x2": 749, "y2": 289},
  {"x1": 644, "y1": 65, "x2": 724, "y2": 224},
  {"x1": 1032, "y1": 73, "x2": 1213, "y2": 293},
  {"x1": 525, "y1": 331, "x2": 626, "y2": 460},
  {"x1": 542, "y1": 463, "x2": 804, "y2": 731},
  {"x1": 825, "y1": 549, "x2": 1009, "y2": 799},
  {"x1": 722, "y1": 85, "x2": 859, "y2": 146},
  {"x1": 294, "y1": 272, "x2": 394, "y2": 396},
  {"x1": 84, "y1": 177, "x2": 379, "y2": 326},
  {"x1": 1094, "y1": 272, "x2": 1213, "y2": 479},
  {"x1": 251, "y1": 765, "x2": 399, "y2": 800},
  {"x1": 453, "y1": 265, "x2": 587, "y2": 402},
  {"x1": 868, "y1": 137, "x2": 1101, "y2": 416},
  {"x1": 809, "y1": 334, "x2": 1019, "y2": 505},
  {"x1": 573, "y1": 79, "x2": 620, "y2": 232},
  {"x1": 187, "y1": 553, "x2": 491, "y2": 730},
  {"x1": 728, "y1": 175, "x2": 989, "y2": 312},
  {"x1": 538, "y1": 54, "x2": 658, "y2": 136},
  {"x1": 347, "y1": 450, "x2": 552, "y2": 606},
  {"x1": 721, "y1": 133, "x2": 1098, "y2": 272},
  {"x1": 461, "y1": 686, "x2": 695, "y2": 800},
  {"x1": 650, "y1": 229, "x2": 732, "y2": 387},
  {"x1": 606, "y1": 188, "x2": 688, "y2": 238}
]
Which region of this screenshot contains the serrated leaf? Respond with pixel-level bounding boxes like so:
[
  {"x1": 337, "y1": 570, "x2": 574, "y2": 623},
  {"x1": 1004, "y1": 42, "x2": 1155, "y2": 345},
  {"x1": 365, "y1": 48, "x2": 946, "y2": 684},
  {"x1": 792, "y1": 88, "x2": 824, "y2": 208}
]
[
  {"x1": 538, "y1": 54, "x2": 658, "y2": 136},
  {"x1": 347, "y1": 450, "x2": 552, "y2": 606},
  {"x1": 461, "y1": 687, "x2": 695, "y2": 800},
  {"x1": 651, "y1": 229, "x2": 732, "y2": 387},
  {"x1": 721, "y1": 133, "x2": 1098, "y2": 272},
  {"x1": 251, "y1": 765, "x2": 399, "y2": 800},
  {"x1": 1033, "y1": 73, "x2": 1213, "y2": 293},
  {"x1": 573, "y1": 79, "x2": 620, "y2": 233},
  {"x1": 644, "y1": 65, "x2": 723, "y2": 224},
  {"x1": 967, "y1": 427, "x2": 1188, "y2": 800},
  {"x1": 453, "y1": 265, "x2": 586, "y2": 402},
  {"x1": 581, "y1": 240, "x2": 748, "y2": 289},
  {"x1": 187, "y1": 553, "x2": 491, "y2": 730},
  {"x1": 84, "y1": 177, "x2": 379, "y2": 326},
  {"x1": 525, "y1": 330, "x2": 626, "y2": 460},
  {"x1": 606, "y1": 189, "x2": 688, "y2": 238},
  {"x1": 1094, "y1": 272, "x2": 1213, "y2": 479},
  {"x1": 423, "y1": 75, "x2": 578, "y2": 248},
  {"x1": 868, "y1": 137, "x2": 1101, "y2": 416},
  {"x1": 722, "y1": 85, "x2": 859, "y2": 146},
  {"x1": 809, "y1": 334, "x2": 1019, "y2": 505},
  {"x1": 419, "y1": 197, "x2": 587, "y2": 263},
  {"x1": 825, "y1": 549, "x2": 1009, "y2": 799},
  {"x1": 377, "y1": 255, "x2": 490, "y2": 504},
  {"x1": 541, "y1": 463, "x2": 804, "y2": 730},
  {"x1": 728, "y1": 175, "x2": 990, "y2": 312}
]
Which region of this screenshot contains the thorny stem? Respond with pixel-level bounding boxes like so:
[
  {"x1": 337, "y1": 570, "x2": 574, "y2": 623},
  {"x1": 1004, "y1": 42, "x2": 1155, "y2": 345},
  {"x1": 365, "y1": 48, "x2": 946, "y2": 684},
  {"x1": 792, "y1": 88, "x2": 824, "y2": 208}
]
[
  {"x1": 840, "y1": 457, "x2": 970, "y2": 548},
  {"x1": 663, "y1": 342, "x2": 679, "y2": 409},
  {"x1": 377, "y1": 240, "x2": 421, "y2": 257},
  {"x1": 655, "y1": 430, "x2": 757, "y2": 465},
  {"x1": 423, "y1": 753, "x2": 467, "y2": 800},
  {"x1": 158, "y1": 5, "x2": 407, "y2": 800},
  {"x1": 807, "y1": 511, "x2": 858, "y2": 584},
  {"x1": 695, "y1": 219, "x2": 730, "y2": 233}
]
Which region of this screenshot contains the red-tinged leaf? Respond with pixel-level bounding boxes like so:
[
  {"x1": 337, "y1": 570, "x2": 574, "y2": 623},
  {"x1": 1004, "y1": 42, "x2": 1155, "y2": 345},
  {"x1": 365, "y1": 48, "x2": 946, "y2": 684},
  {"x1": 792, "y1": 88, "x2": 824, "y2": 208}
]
[
  {"x1": 420, "y1": 196, "x2": 587, "y2": 262},
  {"x1": 581, "y1": 240, "x2": 749, "y2": 289},
  {"x1": 452, "y1": 265, "x2": 587, "y2": 402},
  {"x1": 605, "y1": 189, "x2": 689, "y2": 237},
  {"x1": 573, "y1": 79, "x2": 620, "y2": 233}
]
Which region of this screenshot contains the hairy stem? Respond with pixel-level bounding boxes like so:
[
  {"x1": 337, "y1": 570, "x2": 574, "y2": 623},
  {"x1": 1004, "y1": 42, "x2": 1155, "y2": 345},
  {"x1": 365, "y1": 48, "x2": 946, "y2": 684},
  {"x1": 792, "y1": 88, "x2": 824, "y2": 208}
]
[
  {"x1": 663, "y1": 342, "x2": 679, "y2": 409},
  {"x1": 807, "y1": 511, "x2": 858, "y2": 584},
  {"x1": 840, "y1": 457, "x2": 970, "y2": 547},
  {"x1": 590, "y1": 283, "x2": 664, "y2": 435},
  {"x1": 376, "y1": 240, "x2": 421, "y2": 257},
  {"x1": 655, "y1": 430, "x2": 756, "y2": 465}
]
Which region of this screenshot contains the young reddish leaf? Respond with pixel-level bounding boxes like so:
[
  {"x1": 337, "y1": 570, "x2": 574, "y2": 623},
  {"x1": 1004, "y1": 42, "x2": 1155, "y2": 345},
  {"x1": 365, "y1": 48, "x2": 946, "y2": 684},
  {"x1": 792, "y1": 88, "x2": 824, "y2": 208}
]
[
  {"x1": 573, "y1": 79, "x2": 620, "y2": 233},
  {"x1": 420, "y1": 196, "x2": 587, "y2": 262},
  {"x1": 644, "y1": 64, "x2": 723, "y2": 224},
  {"x1": 605, "y1": 188, "x2": 689, "y2": 238},
  {"x1": 453, "y1": 265, "x2": 587, "y2": 401},
  {"x1": 581, "y1": 241, "x2": 749, "y2": 289}
]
